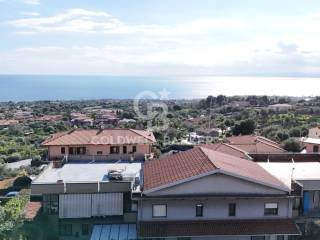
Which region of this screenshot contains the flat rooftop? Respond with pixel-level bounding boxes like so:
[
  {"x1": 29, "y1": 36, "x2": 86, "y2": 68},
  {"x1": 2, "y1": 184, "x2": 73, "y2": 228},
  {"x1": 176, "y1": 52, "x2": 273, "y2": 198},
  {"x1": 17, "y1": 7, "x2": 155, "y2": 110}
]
[
  {"x1": 258, "y1": 162, "x2": 320, "y2": 188},
  {"x1": 34, "y1": 162, "x2": 142, "y2": 184}
]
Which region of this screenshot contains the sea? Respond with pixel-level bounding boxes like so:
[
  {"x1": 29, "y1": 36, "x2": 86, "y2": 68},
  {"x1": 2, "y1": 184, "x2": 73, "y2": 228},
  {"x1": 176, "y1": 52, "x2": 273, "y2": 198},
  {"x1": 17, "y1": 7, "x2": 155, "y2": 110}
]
[{"x1": 0, "y1": 75, "x2": 319, "y2": 102}]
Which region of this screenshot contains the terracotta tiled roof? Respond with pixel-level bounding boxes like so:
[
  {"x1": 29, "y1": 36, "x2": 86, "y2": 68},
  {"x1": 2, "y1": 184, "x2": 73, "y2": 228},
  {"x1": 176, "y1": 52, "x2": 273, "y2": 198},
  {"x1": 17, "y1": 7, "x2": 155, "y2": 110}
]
[
  {"x1": 226, "y1": 135, "x2": 286, "y2": 153},
  {"x1": 0, "y1": 119, "x2": 19, "y2": 126},
  {"x1": 143, "y1": 147, "x2": 216, "y2": 191},
  {"x1": 42, "y1": 129, "x2": 156, "y2": 146},
  {"x1": 143, "y1": 147, "x2": 288, "y2": 192},
  {"x1": 201, "y1": 143, "x2": 250, "y2": 159},
  {"x1": 139, "y1": 219, "x2": 301, "y2": 238},
  {"x1": 24, "y1": 202, "x2": 41, "y2": 220}
]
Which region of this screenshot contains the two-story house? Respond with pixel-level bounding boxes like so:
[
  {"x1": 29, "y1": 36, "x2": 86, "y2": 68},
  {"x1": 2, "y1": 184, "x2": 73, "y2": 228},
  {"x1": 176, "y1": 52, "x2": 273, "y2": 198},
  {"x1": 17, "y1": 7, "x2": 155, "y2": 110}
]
[
  {"x1": 42, "y1": 128, "x2": 156, "y2": 161},
  {"x1": 135, "y1": 147, "x2": 300, "y2": 240}
]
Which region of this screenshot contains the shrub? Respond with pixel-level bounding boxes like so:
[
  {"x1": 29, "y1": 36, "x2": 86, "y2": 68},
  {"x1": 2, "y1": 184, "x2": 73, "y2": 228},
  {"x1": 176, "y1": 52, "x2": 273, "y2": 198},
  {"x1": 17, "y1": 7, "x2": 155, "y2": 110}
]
[
  {"x1": 31, "y1": 155, "x2": 42, "y2": 167},
  {"x1": 13, "y1": 176, "x2": 32, "y2": 188},
  {"x1": 282, "y1": 139, "x2": 302, "y2": 152},
  {"x1": 6, "y1": 153, "x2": 21, "y2": 163}
]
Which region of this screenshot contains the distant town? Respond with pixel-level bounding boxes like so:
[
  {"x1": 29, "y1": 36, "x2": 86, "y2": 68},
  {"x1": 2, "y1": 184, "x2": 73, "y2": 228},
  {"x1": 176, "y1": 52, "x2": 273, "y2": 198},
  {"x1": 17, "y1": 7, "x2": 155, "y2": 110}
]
[{"x1": 0, "y1": 95, "x2": 320, "y2": 240}]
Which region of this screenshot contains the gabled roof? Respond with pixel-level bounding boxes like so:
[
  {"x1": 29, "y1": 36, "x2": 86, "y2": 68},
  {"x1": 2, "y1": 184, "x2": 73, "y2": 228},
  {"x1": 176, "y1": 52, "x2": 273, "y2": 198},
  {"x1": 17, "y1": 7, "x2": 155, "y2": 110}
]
[
  {"x1": 226, "y1": 135, "x2": 286, "y2": 153},
  {"x1": 143, "y1": 147, "x2": 289, "y2": 193},
  {"x1": 42, "y1": 129, "x2": 156, "y2": 146},
  {"x1": 200, "y1": 143, "x2": 250, "y2": 159}
]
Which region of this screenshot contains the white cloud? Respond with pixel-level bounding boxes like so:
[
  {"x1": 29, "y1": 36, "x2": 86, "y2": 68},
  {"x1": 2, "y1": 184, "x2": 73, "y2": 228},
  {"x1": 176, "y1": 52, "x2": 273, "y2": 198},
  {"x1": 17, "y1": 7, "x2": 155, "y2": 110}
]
[
  {"x1": 23, "y1": 0, "x2": 40, "y2": 5},
  {"x1": 4, "y1": 8, "x2": 320, "y2": 76},
  {"x1": 9, "y1": 8, "x2": 247, "y2": 35},
  {"x1": 21, "y1": 11, "x2": 40, "y2": 16}
]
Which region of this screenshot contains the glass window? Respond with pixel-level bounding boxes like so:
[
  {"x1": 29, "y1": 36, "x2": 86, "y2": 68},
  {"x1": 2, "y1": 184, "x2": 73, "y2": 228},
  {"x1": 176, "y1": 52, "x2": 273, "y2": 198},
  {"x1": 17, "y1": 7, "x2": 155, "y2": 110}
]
[
  {"x1": 131, "y1": 202, "x2": 138, "y2": 212},
  {"x1": 59, "y1": 224, "x2": 72, "y2": 236},
  {"x1": 69, "y1": 147, "x2": 74, "y2": 155},
  {"x1": 110, "y1": 146, "x2": 120, "y2": 154},
  {"x1": 251, "y1": 237, "x2": 265, "y2": 240},
  {"x1": 61, "y1": 147, "x2": 65, "y2": 154},
  {"x1": 132, "y1": 146, "x2": 137, "y2": 153},
  {"x1": 313, "y1": 145, "x2": 319, "y2": 152},
  {"x1": 277, "y1": 236, "x2": 285, "y2": 240},
  {"x1": 97, "y1": 151, "x2": 103, "y2": 155},
  {"x1": 229, "y1": 203, "x2": 236, "y2": 216},
  {"x1": 123, "y1": 146, "x2": 127, "y2": 154},
  {"x1": 82, "y1": 224, "x2": 90, "y2": 236},
  {"x1": 196, "y1": 204, "x2": 203, "y2": 217},
  {"x1": 76, "y1": 147, "x2": 86, "y2": 155},
  {"x1": 43, "y1": 194, "x2": 59, "y2": 215},
  {"x1": 152, "y1": 204, "x2": 167, "y2": 217},
  {"x1": 264, "y1": 203, "x2": 278, "y2": 216}
]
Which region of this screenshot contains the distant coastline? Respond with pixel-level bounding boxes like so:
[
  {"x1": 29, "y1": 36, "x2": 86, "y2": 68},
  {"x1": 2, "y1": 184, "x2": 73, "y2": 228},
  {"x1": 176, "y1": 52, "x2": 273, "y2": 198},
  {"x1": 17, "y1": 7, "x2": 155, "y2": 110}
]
[{"x1": 0, "y1": 75, "x2": 318, "y2": 102}]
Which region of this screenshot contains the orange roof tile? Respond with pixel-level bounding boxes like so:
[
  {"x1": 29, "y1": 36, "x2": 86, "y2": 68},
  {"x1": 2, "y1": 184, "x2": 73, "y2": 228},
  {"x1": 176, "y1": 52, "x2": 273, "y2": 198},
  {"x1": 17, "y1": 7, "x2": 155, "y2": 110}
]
[
  {"x1": 143, "y1": 147, "x2": 288, "y2": 192},
  {"x1": 200, "y1": 143, "x2": 250, "y2": 159},
  {"x1": 42, "y1": 129, "x2": 156, "y2": 146},
  {"x1": 226, "y1": 135, "x2": 286, "y2": 153},
  {"x1": 24, "y1": 202, "x2": 41, "y2": 220}
]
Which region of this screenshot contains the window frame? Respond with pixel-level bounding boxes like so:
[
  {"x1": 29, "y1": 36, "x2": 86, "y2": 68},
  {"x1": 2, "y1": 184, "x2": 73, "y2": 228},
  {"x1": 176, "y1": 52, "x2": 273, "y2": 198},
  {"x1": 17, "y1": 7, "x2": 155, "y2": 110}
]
[
  {"x1": 132, "y1": 145, "x2": 137, "y2": 153},
  {"x1": 43, "y1": 194, "x2": 59, "y2": 215},
  {"x1": 228, "y1": 203, "x2": 236, "y2": 217},
  {"x1": 59, "y1": 223, "x2": 72, "y2": 236},
  {"x1": 264, "y1": 202, "x2": 278, "y2": 216},
  {"x1": 61, "y1": 147, "x2": 65, "y2": 154},
  {"x1": 195, "y1": 203, "x2": 203, "y2": 217},
  {"x1": 110, "y1": 146, "x2": 120, "y2": 154},
  {"x1": 313, "y1": 145, "x2": 319, "y2": 152},
  {"x1": 152, "y1": 204, "x2": 167, "y2": 218},
  {"x1": 81, "y1": 224, "x2": 90, "y2": 236}
]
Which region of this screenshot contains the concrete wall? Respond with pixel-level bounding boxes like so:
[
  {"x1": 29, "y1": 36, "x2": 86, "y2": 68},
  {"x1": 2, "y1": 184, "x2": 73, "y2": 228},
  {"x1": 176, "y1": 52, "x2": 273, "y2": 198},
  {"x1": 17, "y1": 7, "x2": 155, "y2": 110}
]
[
  {"x1": 138, "y1": 197, "x2": 292, "y2": 221},
  {"x1": 31, "y1": 182, "x2": 131, "y2": 194},
  {"x1": 32, "y1": 183, "x2": 65, "y2": 195},
  {"x1": 146, "y1": 174, "x2": 286, "y2": 197},
  {"x1": 48, "y1": 144, "x2": 152, "y2": 160}
]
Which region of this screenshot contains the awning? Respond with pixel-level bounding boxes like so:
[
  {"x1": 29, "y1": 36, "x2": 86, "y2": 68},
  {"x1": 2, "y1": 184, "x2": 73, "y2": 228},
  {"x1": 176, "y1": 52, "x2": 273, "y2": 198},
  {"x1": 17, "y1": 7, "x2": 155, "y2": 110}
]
[
  {"x1": 91, "y1": 224, "x2": 137, "y2": 240},
  {"x1": 139, "y1": 219, "x2": 301, "y2": 238}
]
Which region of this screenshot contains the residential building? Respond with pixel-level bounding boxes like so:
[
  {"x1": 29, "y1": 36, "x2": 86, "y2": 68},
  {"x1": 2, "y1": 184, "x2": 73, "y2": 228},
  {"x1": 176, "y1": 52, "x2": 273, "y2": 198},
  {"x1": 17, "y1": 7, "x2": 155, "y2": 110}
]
[
  {"x1": 250, "y1": 152, "x2": 320, "y2": 231},
  {"x1": 71, "y1": 116, "x2": 94, "y2": 127},
  {"x1": 268, "y1": 104, "x2": 293, "y2": 111},
  {"x1": 70, "y1": 113, "x2": 94, "y2": 127},
  {"x1": 35, "y1": 114, "x2": 64, "y2": 122},
  {"x1": 136, "y1": 147, "x2": 300, "y2": 240},
  {"x1": 301, "y1": 138, "x2": 320, "y2": 153},
  {"x1": 95, "y1": 109, "x2": 119, "y2": 125},
  {"x1": 226, "y1": 135, "x2": 287, "y2": 154},
  {"x1": 0, "y1": 119, "x2": 19, "y2": 128},
  {"x1": 201, "y1": 143, "x2": 251, "y2": 159},
  {"x1": 31, "y1": 160, "x2": 141, "y2": 240},
  {"x1": 308, "y1": 126, "x2": 320, "y2": 139},
  {"x1": 13, "y1": 110, "x2": 33, "y2": 121},
  {"x1": 196, "y1": 128, "x2": 222, "y2": 138},
  {"x1": 42, "y1": 129, "x2": 156, "y2": 161}
]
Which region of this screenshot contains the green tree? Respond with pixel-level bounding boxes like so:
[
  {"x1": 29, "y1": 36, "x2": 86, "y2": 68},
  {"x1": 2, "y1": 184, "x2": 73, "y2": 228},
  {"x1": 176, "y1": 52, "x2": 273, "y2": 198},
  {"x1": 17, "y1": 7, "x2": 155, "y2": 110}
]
[
  {"x1": 233, "y1": 119, "x2": 256, "y2": 135},
  {"x1": 282, "y1": 139, "x2": 302, "y2": 152}
]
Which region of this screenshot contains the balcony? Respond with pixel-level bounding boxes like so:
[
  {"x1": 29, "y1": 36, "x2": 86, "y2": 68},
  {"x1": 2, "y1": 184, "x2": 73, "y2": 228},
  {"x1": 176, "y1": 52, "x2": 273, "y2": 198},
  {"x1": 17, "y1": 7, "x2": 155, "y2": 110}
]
[{"x1": 64, "y1": 153, "x2": 150, "y2": 162}]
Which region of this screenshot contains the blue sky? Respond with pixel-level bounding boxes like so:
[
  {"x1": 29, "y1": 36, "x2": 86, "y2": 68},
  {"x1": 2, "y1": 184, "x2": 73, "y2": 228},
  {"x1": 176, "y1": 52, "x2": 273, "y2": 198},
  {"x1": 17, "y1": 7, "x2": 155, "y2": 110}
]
[{"x1": 1, "y1": 0, "x2": 320, "y2": 76}]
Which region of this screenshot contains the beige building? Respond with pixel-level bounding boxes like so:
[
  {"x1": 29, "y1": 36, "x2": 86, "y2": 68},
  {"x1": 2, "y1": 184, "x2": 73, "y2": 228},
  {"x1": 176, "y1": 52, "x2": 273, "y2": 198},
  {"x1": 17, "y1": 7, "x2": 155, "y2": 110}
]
[
  {"x1": 308, "y1": 127, "x2": 320, "y2": 139},
  {"x1": 42, "y1": 128, "x2": 156, "y2": 161}
]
